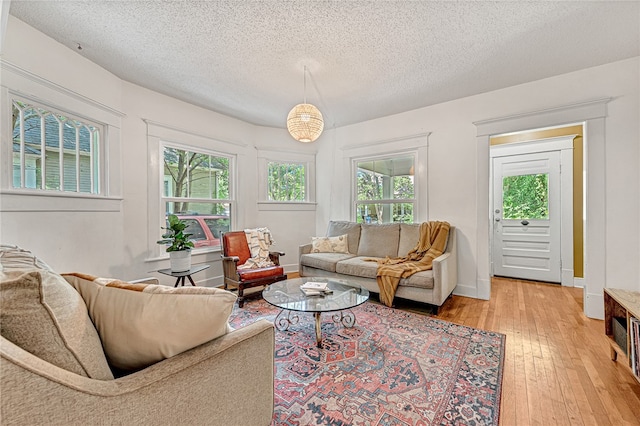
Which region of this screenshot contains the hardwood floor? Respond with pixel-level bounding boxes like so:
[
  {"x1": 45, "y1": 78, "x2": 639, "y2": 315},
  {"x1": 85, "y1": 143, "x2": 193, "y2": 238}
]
[{"x1": 436, "y1": 277, "x2": 640, "y2": 426}]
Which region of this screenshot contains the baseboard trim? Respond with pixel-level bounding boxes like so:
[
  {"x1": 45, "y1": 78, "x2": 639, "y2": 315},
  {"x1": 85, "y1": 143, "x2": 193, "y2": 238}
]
[
  {"x1": 584, "y1": 290, "x2": 604, "y2": 320},
  {"x1": 573, "y1": 277, "x2": 585, "y2": 288},
  {"x1": 453, "y1": 283, "x2": 478, "y2": 299}
]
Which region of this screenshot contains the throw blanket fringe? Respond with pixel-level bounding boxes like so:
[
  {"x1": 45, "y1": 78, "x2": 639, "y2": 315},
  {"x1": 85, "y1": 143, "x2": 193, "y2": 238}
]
[
  {"x1": 238, "y1": 227, "x2": 275, "y2": 270},
  {"x1": 375, "y1": 221, "x2": 450, "y2": 307}
]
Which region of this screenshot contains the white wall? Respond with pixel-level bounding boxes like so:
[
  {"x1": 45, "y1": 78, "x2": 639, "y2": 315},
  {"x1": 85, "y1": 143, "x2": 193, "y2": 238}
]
[
  {"x1": 2, "y1": 16, "x2": 639, "y2": 318},
  {"x1": 320, "y1": 56, "x2": 639, "y2": 318},
  {"x1": 0, "y1": 16, "x2": 316, "y2": 285}
]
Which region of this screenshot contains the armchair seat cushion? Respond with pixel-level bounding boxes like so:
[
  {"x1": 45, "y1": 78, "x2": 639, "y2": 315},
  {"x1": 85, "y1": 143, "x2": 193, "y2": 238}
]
[{"x1": 237, "y1": 265, "x2": 285, "y2": 281}]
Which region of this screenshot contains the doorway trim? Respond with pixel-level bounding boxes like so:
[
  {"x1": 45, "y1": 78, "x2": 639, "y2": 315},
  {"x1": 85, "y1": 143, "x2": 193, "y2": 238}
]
[
  {"x1": 490, "y1": 136, "x2": 575, "y2": 286},
  {"x1": 473, "y1": 97, "x2": 610, "y2": 319}
]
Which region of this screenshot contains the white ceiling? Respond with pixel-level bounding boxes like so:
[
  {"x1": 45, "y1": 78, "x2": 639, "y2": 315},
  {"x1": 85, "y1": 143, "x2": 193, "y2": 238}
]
[{"x1": 8, "y1": 1, "x2": 640, "y2": 128}]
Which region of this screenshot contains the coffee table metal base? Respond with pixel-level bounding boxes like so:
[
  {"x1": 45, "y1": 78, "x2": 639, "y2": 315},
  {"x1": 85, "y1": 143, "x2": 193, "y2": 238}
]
[{"x1": 274, "y1": 308, "x2": 357, "y2": 348}]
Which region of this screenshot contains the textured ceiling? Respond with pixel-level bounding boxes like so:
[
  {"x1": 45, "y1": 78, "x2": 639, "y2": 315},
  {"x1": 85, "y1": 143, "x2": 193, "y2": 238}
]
[{"x1": 8, "y1": 1, "x2": 640, "y2": 128}]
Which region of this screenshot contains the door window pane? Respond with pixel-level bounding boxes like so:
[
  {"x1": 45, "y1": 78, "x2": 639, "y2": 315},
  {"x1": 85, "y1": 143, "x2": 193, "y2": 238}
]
[{"x1": 502, "y1": 173, "x2": 549, "y2": 220}]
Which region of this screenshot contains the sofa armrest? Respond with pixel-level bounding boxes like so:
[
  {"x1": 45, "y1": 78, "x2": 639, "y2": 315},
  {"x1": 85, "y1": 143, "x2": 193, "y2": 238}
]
[
  {"x1": 1, "y1": 320, "x2": 275, "y2": 425},
  {"x1": 298, "y1": 243, "x2": 312, "y2": 274},
  {"x1": 432, "y1": 228, "x2": 458, "y2": 307}
]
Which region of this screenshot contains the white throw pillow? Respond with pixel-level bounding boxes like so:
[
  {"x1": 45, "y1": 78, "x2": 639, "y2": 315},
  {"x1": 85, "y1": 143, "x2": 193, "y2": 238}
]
[
  {"x1": 63, "y1": 273, "x2": 237, "y2": 371},
  {"x1": 311, "y1": 234, "x2": 349, "y2": 254}
]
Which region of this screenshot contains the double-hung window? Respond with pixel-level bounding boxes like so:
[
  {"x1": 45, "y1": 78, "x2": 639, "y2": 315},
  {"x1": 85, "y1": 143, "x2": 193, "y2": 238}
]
[
  {"x1": 161, "y1": 144, "x2": 232, "y2": 251},
  {"x1": 354, "y1": 154, "x2": 416, "y2": 223},
  {"x1": 11, "y1": 99, "x2": 101, "y2": 193}
]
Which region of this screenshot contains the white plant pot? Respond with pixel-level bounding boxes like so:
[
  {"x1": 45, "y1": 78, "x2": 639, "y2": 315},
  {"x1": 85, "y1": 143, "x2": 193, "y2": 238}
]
[{"x1": 169, "y1": 249, "x2": 191, "y2": 272}]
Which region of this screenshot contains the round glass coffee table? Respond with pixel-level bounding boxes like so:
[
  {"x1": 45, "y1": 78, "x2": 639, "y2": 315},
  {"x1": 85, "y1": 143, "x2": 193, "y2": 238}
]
[{"x1": 262, "y1": 277, "x2": 369, "y2": 348}]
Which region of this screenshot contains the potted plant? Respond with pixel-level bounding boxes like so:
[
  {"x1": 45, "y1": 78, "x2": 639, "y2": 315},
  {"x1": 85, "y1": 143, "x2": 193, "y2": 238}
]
[{"x1": 157, "y1": 214, "x2": 195, "y2": 272}]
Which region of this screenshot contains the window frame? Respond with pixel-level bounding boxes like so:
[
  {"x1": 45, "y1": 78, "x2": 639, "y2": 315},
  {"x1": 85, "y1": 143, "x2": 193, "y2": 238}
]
[
  {"x1": 257, "y1": 149, "x2": 316, "y2": 211},
  {"x1": 11, "y1": 97, "x2": 104, "y2": 195},
  {"x1": 1, "y1": 69, "x2": 123, "y2": 213},
  {"x1": 160, "y1": 141, "x2": 235, "y2": 254},
  {"x1": 352, "y1": 152, "x2": 418, "y2": 224}
]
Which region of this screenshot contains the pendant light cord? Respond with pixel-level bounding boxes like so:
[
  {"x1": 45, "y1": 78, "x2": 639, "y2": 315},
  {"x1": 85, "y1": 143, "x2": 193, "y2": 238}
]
[{"x1": 303, "y1": 65, "x2": 307, "y2": 104}]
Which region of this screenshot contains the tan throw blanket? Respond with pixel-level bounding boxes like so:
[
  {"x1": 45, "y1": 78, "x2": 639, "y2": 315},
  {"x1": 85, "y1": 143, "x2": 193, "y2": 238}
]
[
  {"x1": 237, "y1": 227, "x2": 276, "y2": 270},
  {"x1": 374, "y1": 221, "x2": 450, "y2": 307}
]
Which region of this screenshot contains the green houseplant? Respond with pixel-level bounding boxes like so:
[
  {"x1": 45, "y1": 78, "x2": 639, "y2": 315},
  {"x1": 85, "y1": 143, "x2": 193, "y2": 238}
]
[{"x1": 157, "y1": 214, "x2": 195, "y2": 272}]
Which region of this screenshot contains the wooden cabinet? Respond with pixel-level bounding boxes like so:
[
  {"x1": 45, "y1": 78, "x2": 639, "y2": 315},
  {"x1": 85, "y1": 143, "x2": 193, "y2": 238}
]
[{"x1": 604, "y1": 288, "x2": 640, "y2": 383}]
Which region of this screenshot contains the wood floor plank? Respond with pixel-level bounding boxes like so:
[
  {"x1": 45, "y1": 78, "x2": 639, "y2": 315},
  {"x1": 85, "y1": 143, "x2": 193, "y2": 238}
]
[{"x1": 434, "y1": 277, "x2": 640, "y2": 426}]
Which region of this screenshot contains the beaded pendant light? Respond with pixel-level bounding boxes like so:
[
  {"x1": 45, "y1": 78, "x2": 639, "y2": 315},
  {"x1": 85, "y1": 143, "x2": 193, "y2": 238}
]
[{"x1": 287, "y1": 66, "x2": 324, "y2": 143}]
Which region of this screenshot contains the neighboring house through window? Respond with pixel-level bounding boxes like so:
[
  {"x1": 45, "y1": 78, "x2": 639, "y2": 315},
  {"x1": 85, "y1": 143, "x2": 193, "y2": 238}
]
[
  {"x1": 11, "y1": 99, "x2": 101, "y2": 194},
  {"x1": 161, "y1": 144, "x2": 232, "y2": 251}
]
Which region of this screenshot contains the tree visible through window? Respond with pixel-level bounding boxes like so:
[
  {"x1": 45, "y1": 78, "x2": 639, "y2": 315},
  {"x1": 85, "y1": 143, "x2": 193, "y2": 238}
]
[
  {"x1": 162, "y1": 145, "x2": 232, "y2": 250},
  {"x1": 268, "y1": 161, "x2": 305, "y2": 201},
  {"x1": 502, "y1": 173, "x2": 549, "y2": 220},
  {"x1": 355, "y1": 155, "x2": 415, "y2": 223},
  {"x1": 11, "y1": 99, "x2": 101, "y2": 193}
]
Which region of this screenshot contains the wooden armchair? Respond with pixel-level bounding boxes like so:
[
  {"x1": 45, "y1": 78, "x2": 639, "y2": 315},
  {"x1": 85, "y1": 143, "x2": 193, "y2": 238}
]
[{"x1": 221, "y1": 231, "x2": 287, "y2": 307}]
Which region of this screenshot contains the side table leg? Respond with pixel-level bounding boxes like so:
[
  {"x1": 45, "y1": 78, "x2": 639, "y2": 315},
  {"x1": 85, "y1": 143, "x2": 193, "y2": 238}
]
[{"x1": 314, "y1": 312, "x2": 322, "y2": 348}]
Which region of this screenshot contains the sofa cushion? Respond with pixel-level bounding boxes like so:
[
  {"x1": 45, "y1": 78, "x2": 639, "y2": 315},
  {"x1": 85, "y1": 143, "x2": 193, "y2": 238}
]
[
  {"x1": 326, "y1": 221, "x2": 361, "y2": 254},
  {"x1": 357, "y1": 223, "x2": 400, "y2": 258},
  {"x1": 311, "y1": 234, "x2": 349, "y2": 253},
  {"x1": 335, "y1": 256, "x2": 379, "y2": 279},
  {"x1": 300, "y1": 253, "x2": 356, "y2": 273},
  {"x1": 402, "y1": 270, "x2": 435, "y2": 289},
  {"x1": 0, "y1": 265, "x2": 114, "y2": 380},
  {"x1": 398, "y1": 223, "x2": 420, "y2": 257},
  {"x1": 63, "y1": 273, "x2": 237, "y2": 371}
]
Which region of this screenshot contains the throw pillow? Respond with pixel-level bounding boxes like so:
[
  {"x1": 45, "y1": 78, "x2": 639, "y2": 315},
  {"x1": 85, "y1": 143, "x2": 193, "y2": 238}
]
[
  {"x1": 326, "y1": 221, "x2": 361, "y2": 254},
  {"x1": 63, "y1": 273, "x2": 238, "y2": 371},
  {"x1": 311, "y1": 234, "x2": 349, "y2": 254},
  {"x1": 0, "y1": 270, "x2": 114, "y2": 380}
]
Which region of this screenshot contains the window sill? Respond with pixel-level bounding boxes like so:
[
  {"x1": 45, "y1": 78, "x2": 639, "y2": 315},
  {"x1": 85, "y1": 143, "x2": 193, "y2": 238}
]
[
  {"x1": 0, "y1": 190, "x2": 122, "y2": 212},
  {"x1": 257, "y1": 201, "x2": 316, "y2": 211},
  {"x1": 145, "y1": 247, "x2": 222, "y2": 263}
]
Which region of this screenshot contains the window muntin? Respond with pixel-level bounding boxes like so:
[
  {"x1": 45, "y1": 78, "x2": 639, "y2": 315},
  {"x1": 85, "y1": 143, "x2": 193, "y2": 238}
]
[
  {"x1": 161, "y1": 145, "x2": 232, "y2": 250},
  {"x1": 267, "y1": 161, "x2": 306, "y2": 202},
  {"x1": 355, "y1": 155, "x2": 415, "y2": 223},
  {"x1": 11, "y1": 100, "x2": 101, "y2": 193}
]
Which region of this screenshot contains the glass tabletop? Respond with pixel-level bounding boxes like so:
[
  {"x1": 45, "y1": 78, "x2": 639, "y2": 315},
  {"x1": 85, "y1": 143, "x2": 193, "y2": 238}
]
[{"x1": 262, "y1": 277, "x2": 369, "y2": 313}]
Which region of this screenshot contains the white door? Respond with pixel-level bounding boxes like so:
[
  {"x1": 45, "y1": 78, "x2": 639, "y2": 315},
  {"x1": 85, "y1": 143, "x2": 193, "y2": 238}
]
[{"x1": 492, "y1": 151, "x2": 561, "y2": 283}]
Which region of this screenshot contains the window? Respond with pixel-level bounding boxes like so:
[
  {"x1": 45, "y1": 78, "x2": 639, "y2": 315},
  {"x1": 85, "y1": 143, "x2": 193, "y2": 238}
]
[
  {"x1": 502, "y1": 173, "x2": 549, "y2": 220},
  {"x1": 161, "y1": 145, "x2": 232, "y2": 250},
  {"x1": 267, "y1": 161, "x2": 305, "y2": 201},
  {"x1": 354, "y1": 154, "x2": 415, "y2": 223},
  {"x1": 11, "y1": 99, "x2": 101, "y2": 193}
]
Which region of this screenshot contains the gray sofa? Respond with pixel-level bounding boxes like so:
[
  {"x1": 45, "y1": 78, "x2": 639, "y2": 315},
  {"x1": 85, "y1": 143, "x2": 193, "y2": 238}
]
[
  {"x1": 299, "y1": 221, "x2": 457, "y2": 312},
  {"x1": 0, "y1": 245, "x2": 274, "y2": 426}
]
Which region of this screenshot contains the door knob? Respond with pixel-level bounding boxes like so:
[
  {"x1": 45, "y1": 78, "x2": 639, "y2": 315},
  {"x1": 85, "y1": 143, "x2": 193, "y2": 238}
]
[{"x1": 521, "y1": 220, "x2": 529, "y2": 226}]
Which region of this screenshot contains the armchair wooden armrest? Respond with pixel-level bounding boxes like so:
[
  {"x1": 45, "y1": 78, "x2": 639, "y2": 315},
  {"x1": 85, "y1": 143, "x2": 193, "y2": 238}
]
[{"x1": 268, "y1": 251, "x2": 285, "y2": 265}]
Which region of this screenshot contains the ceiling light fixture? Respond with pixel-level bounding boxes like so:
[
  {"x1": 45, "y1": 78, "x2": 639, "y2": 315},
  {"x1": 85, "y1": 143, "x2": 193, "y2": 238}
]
[{"x1": 287, "y1": 66, "x2": 324, "y2": 143}]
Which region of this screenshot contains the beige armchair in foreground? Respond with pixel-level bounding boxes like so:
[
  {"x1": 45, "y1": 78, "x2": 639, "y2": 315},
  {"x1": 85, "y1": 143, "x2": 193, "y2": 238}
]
[
  {"x1": 0, "y1": 245, "x2": 275, "y2": 426},
  {"x1": 1, "y1": 321, "x2": 274, "y2": 425}
]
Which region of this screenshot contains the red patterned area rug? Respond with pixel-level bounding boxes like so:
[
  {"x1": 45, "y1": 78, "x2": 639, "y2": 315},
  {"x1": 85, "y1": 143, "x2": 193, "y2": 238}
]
[{"x1": 230, "y1": 299, "x2": 505, "y2": 426}]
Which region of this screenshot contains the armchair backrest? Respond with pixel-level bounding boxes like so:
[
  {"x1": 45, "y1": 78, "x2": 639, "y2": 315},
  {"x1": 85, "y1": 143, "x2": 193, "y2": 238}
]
[{"x1": 222, "y1": 231, "x2": 251, "y2": 266}]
